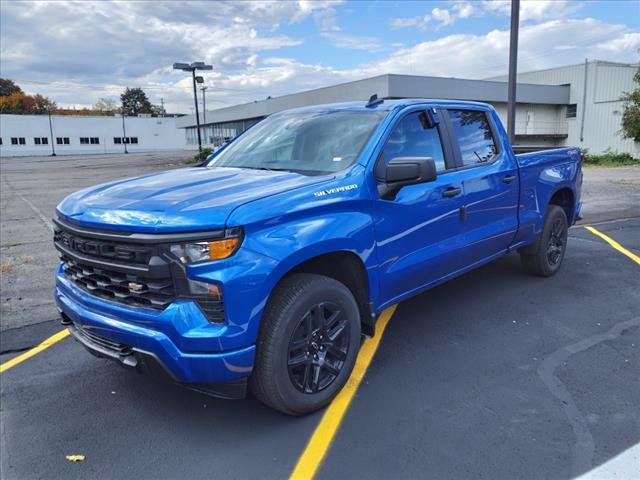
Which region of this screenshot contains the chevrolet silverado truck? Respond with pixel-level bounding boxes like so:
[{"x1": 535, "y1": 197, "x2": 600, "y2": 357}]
[{"x1": 54, "y1": 98, "x2": 582, "y2": 415}]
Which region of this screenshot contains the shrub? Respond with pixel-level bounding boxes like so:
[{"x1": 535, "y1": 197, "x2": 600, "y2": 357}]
[
  {"x1": 582, "y1": 149, "x2": 639, "y2": 167},
  {"x1": 186, "y1": 147, "x2": 213, "y2": 164}
]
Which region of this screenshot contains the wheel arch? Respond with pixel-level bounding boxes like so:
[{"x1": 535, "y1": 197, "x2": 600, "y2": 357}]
[
  {"x1": 269, "y1": 250, "x2": 376, "y2": 337},
  {"x1": 548, "y1": 187, "x2": 575, "y2": 225}
]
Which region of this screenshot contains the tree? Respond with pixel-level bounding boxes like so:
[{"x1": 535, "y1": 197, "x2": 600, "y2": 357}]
[
  {"x1": 31, "y1": 94, "x2": 57, "y2": 114},
  {"x1": 0, "y1": 78, "x2": 22, "y2": 97},
  {"x1": 621, "y1": 68, "x2": 640, "y2": 142},
  {"x1": 93, "y1": 97, "x2": 119, "y2": 114},
  {"x1": 120, "y1": 87, "x2": 153, "y2": 116}
]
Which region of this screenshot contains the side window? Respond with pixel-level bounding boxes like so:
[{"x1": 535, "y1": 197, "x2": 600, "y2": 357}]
[
  {"x1": 447, "y1": 109, "x2": 497, "y2": 166},
  {"x1": 382, "y1": 111, "x2": 446, "y2": 172}
]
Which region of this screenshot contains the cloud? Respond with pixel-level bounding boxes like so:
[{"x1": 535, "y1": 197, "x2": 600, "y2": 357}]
[
  {"x1": 390, "y1": 15, "x2": 430, "y2": 31},
  {"x1": 0, "y1": 1, "x2": 637, "y2": 114},
  {"x1": 392, "y1": 1, "x2": 585, "y2": 31},
  {"x1": 352, "y1": 18, "x2": 639, "y2": 79},
  {"x1": 321, "y1": 32, "x2": 382, "y2": 51}
]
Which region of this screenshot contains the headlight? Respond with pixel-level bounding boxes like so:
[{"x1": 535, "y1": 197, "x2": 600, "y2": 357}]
[{"x1": 170, "y1": 230, "x2": 242, "y2": 264}]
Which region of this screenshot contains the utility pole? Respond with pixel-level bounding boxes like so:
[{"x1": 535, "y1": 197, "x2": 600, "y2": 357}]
[
  {"x1": 121, "y1": 110, "x2": 128, "y2": 154},
  {"x1": 507, "y1": 0, "x2": 520, "y2": 144},
  {"x1": 200, "y1": 86, "x2": 208, "y2": 125},
  {"x1": 47, "y1": 107, "x2": 56, "y2": 156},
  {"x1": 173, "y1": 61, "x2": 212, "y2": 153}
]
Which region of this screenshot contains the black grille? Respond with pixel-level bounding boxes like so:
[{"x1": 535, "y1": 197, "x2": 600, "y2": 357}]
[
  {"x1": 54, "y1": 218, "x2": 226, "y2": 322},
  {"x1": 62, "y1": 256, "x2": 175, "y2": 310},
  {"x1": 54, "y1": 229, "x2": 150, "y2": 264}
]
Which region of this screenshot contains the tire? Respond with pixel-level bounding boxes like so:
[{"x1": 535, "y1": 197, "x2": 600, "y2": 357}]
[
  {"x1": 250, "y1": 273, "x2": 361, "y2": 415},
  {"x1": 520, "y1": 205, "x2": 568, "y2": 277}
]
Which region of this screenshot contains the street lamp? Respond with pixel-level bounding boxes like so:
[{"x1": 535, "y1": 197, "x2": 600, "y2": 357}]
[
  {"x1": 121, "y1": 110, "x2": 128, "y2": 154},
  {"x1": 200, "y1": 85, "x2": 208, "y2": 139},
  {"x1": 47, "y1": 106, "x2": 56, "y2": 156},
  {"x1": 173, "y1": 61, "x2": 213, "y2": 152}
]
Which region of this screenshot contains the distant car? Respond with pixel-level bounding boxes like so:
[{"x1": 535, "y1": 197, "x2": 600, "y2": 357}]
[{"x1": 54, "y1": 98, "x2": 582, "y2": 415}]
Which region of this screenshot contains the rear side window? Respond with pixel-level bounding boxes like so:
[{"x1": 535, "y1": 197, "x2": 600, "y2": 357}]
[
  {"x1": 382, "y1": 111, "x2": 446, "y2": 171},
  {"x1": 447, "y1": 110, "x2": 497, "y2": 166}
]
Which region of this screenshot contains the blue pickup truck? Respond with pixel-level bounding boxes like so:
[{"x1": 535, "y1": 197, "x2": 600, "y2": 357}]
[{"x1": 54, "y1": 98, "x2": 582, "y2": 415}]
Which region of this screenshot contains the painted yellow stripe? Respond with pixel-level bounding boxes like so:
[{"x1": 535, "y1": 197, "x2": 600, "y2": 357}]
[
  {"x1": 585, "y1": 226, "x2": 640, "y2": 266},
  {"x1": 0, "y1": 329, "x2": 70, "y2": 374},
  {"x1": 290, "y1": 304, "x2": 398, "y2": 480}
]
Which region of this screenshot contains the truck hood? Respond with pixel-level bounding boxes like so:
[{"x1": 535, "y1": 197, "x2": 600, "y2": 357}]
[{"x1": 56, "y1": 167, "x2": 330, "y2": 233}]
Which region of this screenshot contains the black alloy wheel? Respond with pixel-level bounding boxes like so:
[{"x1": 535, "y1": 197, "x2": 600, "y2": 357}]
[{"x1": 287, "y1": 301, "x2": 349, "y2": 394}]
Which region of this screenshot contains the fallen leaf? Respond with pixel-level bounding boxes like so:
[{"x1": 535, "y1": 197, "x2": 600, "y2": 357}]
[{"x1": 66, "y1": 455, "x2": 85, "y2": 462}]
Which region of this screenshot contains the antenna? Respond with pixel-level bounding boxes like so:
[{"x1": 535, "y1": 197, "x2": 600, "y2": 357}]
[{"x1": 366, "y1": 94, "x2": 384, "y2": 108}]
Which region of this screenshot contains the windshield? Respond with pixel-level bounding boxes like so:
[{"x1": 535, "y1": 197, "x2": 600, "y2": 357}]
[{"x1": 207, "y1": 110, "x2": 384, "y2": 175}]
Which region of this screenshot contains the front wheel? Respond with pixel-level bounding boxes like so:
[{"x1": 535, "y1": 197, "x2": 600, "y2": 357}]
[
  {"x1": 250, "y1": 273, "x2": 361, "y2": 415},
  {"x1": 520, "y1": 205, "x2": 568, "y2": 277}
]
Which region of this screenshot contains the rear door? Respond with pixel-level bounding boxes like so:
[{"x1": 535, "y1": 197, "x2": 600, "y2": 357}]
[
  {"x1": 372, "y1": 108, "x2": 467, "y2": 305},
  {"x1": 444, "y1": 108, "x2": 519, "y2": 265}
]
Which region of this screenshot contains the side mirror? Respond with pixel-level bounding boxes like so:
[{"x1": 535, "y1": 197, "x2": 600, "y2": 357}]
[{"x1": 376, "y1": 156, "x2": 437, "y2": 199}]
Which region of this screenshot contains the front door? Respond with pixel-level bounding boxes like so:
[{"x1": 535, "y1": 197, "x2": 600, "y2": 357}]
[{"x1": 372, "y1": 109, "x2": 467, "y2": 306}]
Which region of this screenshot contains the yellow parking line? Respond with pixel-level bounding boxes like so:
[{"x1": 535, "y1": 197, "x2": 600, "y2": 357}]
[
  {"x1": 0, "y1": 329, "x2": 70, "y2": 374},
  {"x1": 585, "y1": 226, "x2": 640, "y2": 266},
  {"x1": 290, "y1": 304, "x2": 398, "y2": 480}
]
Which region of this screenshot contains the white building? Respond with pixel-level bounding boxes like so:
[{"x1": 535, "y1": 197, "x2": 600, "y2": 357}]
[
  {"x1": 488, "y1": 60, "x2": 639, "y2": 156},
  {"x1": 177, "y1": 60, "x2": 638, "y2": 156},
  {"x1": 0, "y1": 114, "x2": 187, "y2": 157}
]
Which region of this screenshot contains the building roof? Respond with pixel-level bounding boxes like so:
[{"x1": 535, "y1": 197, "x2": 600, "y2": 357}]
[{"x1": 176, "y1": 73, "x2": 570, "y2": 128}]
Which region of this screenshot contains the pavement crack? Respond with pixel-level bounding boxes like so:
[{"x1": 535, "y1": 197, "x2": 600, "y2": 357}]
[
  {"x1": 0, "y1": 345, "x2": 36, "y2": 355},
  {"x1": 537, "y1": 317, "x2": 640, "y2": 477}
]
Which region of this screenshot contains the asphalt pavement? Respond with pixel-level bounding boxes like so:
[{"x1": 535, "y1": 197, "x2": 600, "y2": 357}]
[
  {"x1": 1, "y1": 154, "x2": 639, "y2": 479},
  {"x1": 1, "y1": 219, "x2": 638, "y2": 479}
]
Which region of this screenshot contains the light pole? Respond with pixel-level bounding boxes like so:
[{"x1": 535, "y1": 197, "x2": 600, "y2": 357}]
[
  {"x1": 200, "y1": 86, "x2": 208, "y2": 124},
  {"x1": 121, "y1": 110, "x2": 128, "y2": 154},
  {"x1": 200, "y1": 85, "x2": 208, "y2": 144},
  {"x1": 507, "y1": 0, "x2": 520, "y2": 144},
  {"x1": 47, "y1": 106, "x2": 56, "y2": 156},
  {"x1": 173, "y1": 61, "x2": 213, "y2": 152}
]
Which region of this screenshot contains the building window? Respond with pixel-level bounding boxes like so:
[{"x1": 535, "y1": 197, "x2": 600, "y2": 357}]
[
  {"x1": 566, "y1": 104, "x2": 577, "y2": 119},
  {"x1": 80, "y1": 137, "x2": 89, "y2": 144},
  {"x1": 0, "y1": 138, "x2": 2, "y2": 145},
  {"x1": 12, "y1": 137, "x2": 26, "y2": 145},
  {"x1": 11, "y1": 137, "x2": 18, "y2": 145},
  {"x1": 90, "y1": 137, "x2": 99, "y2": 144},
  {"x1": 41, "y1": 137, "x2": 48, "y2": 145},
  {"x1": 114, "y1": 137, "x2": 122, "y2": 144},
  {"x1": 35, "y1": 137, "x2": 41, "y2": 145},
  {"x1": 57, "y1": 137, "x2": 70, "y2": 145},
  {"x1": 130, "y1": 137, "x2": 138, "y2": 144}
]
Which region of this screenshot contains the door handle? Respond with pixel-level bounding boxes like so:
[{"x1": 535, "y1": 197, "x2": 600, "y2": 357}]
[
  {"x1": 502, "y1": 175, "x2": 517, "y2": 184},
  {"x1": 442, "y1": 187, "x2": 462, "y2": 198}
]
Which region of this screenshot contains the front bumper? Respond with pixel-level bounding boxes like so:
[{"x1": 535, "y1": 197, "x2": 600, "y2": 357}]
[{"x1": 56, "y1": 267, "x2": 256, "y2": 394}]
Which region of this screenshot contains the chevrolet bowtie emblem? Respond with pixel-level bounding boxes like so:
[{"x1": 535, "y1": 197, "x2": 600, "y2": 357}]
[{"x1": 128, "y1": 282, "x2": 144, "y2": 292}]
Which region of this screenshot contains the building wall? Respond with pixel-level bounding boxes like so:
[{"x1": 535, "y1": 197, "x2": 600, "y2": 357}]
[
  {"x1": 0, "y1": 115, "x2": 187, "y2": 157},
  {"x1": 490, "y1": 61, "x2": 639, "y2": 156}
]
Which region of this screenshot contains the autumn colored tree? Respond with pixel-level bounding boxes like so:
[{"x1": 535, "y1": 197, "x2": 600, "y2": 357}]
[
  {"x1": 0, "y1": 78, "x2": 57, "y2": 114},
  {"x1": 120, "y1": 87, "x2": 153, "y2": 116}
]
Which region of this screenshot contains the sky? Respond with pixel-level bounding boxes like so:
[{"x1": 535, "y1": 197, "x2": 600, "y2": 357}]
[{"x1": 1, "y1": 0, "x2": 639, "y2": 113}]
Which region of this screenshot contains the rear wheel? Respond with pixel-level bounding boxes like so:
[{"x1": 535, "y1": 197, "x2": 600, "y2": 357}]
[
  {"x1": 250, "y1": 273, "x2": 361, "y2": 415},
  {"x1": 520, "y1": 205, "x2": 568, "y2": 277}
]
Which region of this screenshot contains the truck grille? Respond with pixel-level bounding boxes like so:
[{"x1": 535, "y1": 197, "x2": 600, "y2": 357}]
[
  {"x1": 54, "y1": 218, "x2": 226, "y2": 322},
  {"x1": 62, "y1": 255, "x2": 175, "y2": 310}
]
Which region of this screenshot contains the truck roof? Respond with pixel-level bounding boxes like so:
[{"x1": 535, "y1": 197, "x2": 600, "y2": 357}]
[{"x1": 275, "y1": 98, "x2": 494, "y2": 115}]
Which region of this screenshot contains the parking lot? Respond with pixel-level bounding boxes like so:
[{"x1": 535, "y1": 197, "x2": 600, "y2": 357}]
[{"x1": 1, "y1": 153, "x2": 639, "y2": 479}]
